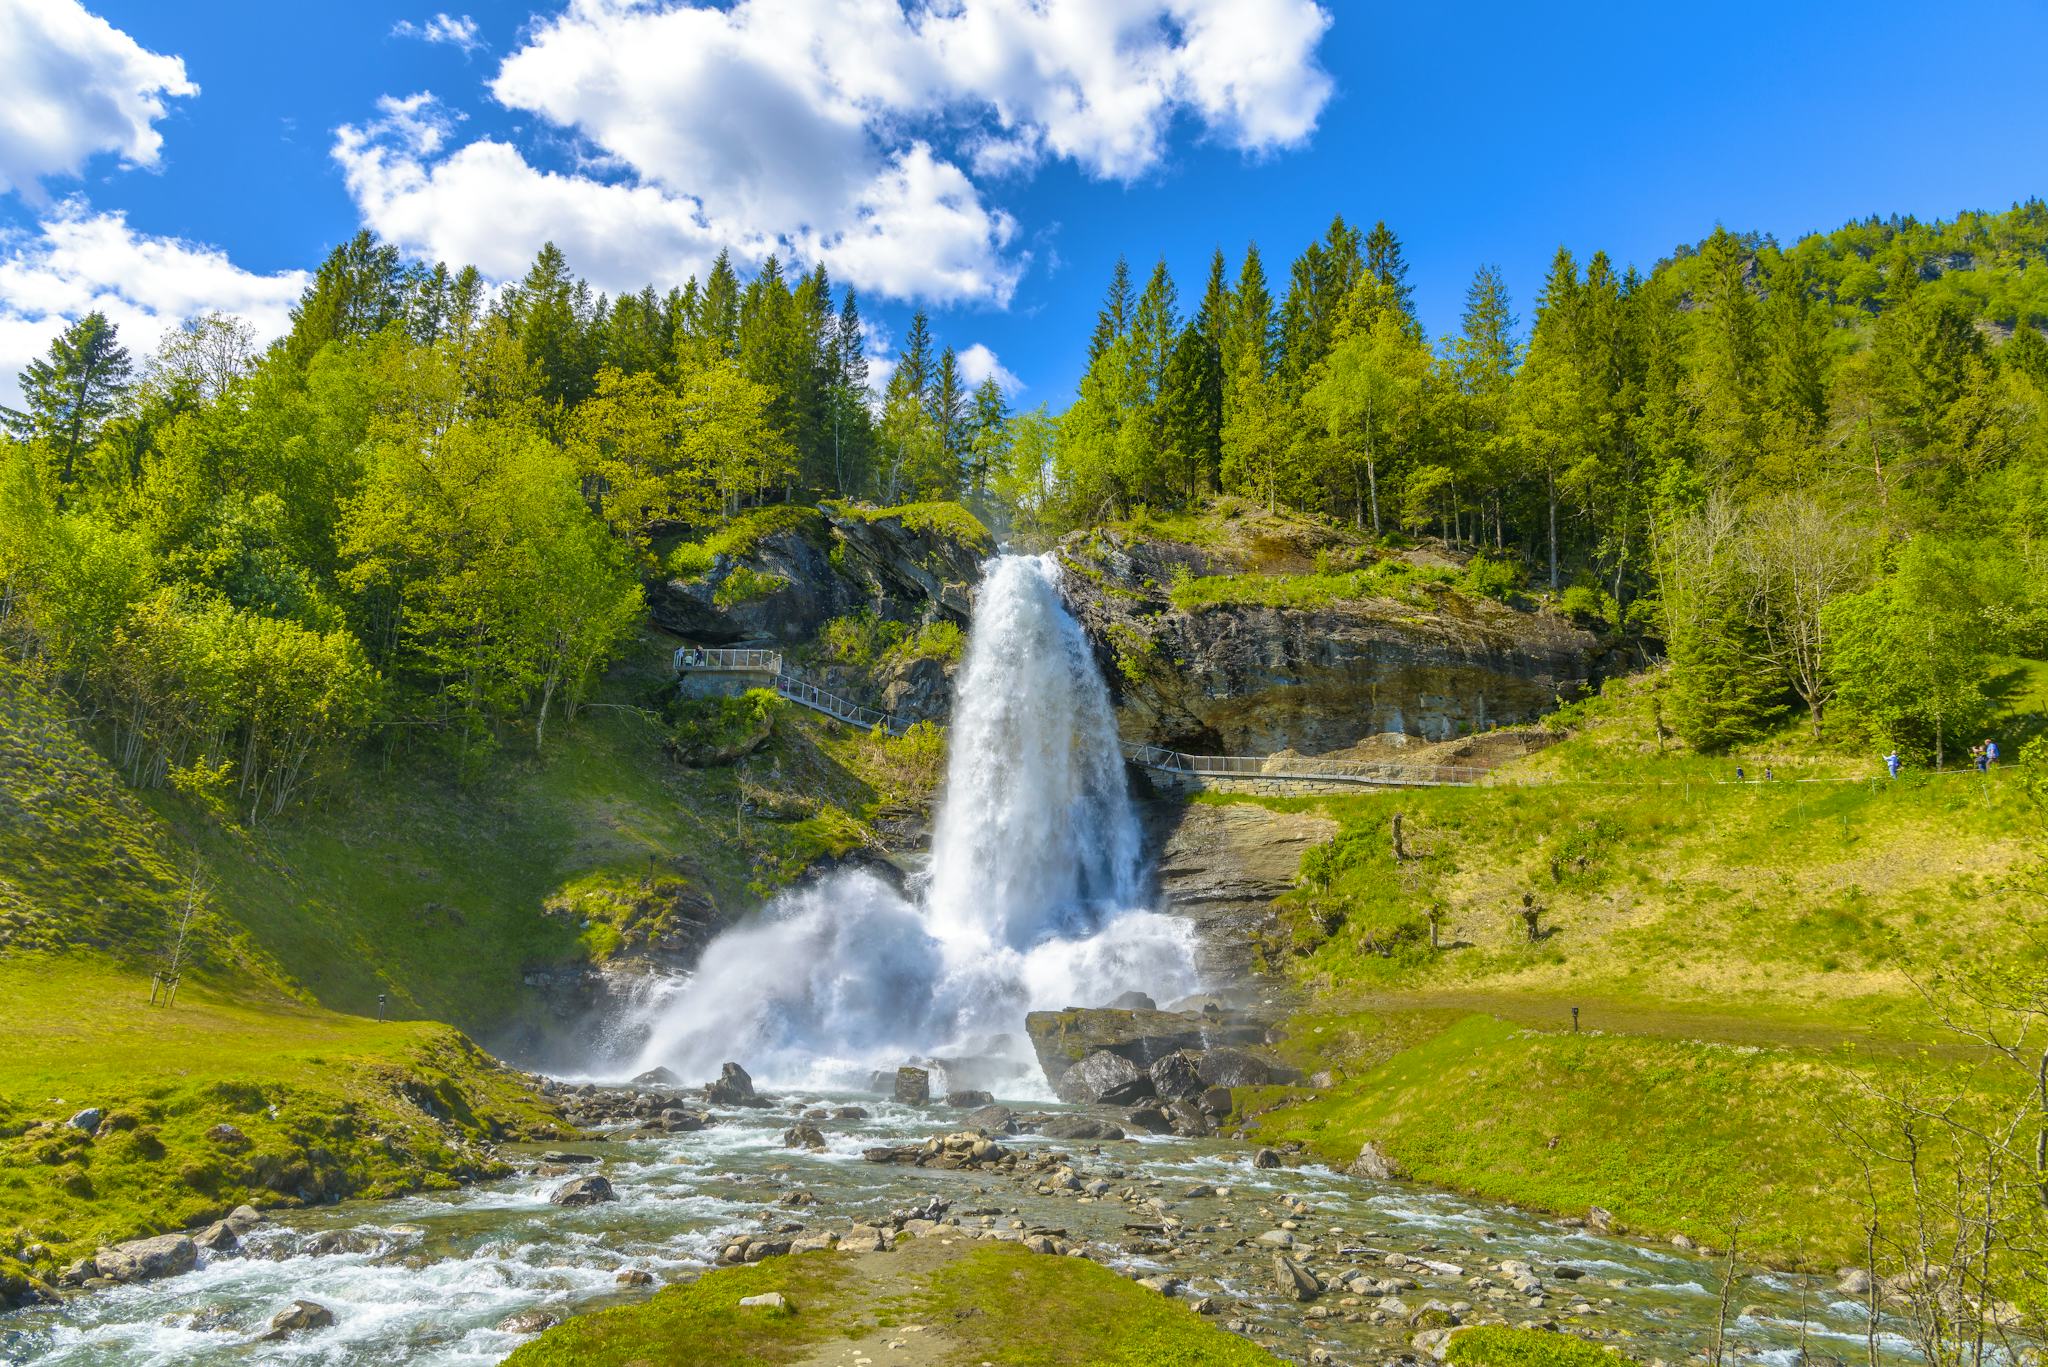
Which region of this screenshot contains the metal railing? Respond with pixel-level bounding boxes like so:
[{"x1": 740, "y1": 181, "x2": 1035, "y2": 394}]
[
  {"x1": 674, "y1": 646, "x2": 784, "y2": 673},
  {"x1": 773, "y1": 672, "x2": 913, "y2": 736},
  {"x1": 1118, "y1": 742, "x2": 1484, "y2": 788}
]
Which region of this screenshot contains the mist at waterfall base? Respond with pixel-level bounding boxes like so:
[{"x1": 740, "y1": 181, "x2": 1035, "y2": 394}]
[{"x1": 623, "y1": 554, "x2": 1199, "y2": 1095}]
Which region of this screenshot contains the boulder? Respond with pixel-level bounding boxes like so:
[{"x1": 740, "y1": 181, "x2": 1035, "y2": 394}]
[
  {"x1": 1587, "y1": 1205, "x2": 1615, "y2": 1233},
  {"x1": 1108, "y1": 991, "x2": 1157, "y2": 1011},
  {"x1": 834, "y1": 1106, "x2": 870, "y2": 1120},
  {"x1": 95, "y1": 1233, "x2": 196, "y2": 1284},
  {"x1": 1272, "y1": 1254, "x2": 1324, "y2": 1301},
  {"x1": 549, "y1": 1175, "x2": 617, "y2": 1207},
  {"x1": 1349, "y1": 1139, "x2": 1405, "y2": 1181},
  {"x1": 1197, "y1": 1086, "x2": 1235, "y2": 1118},
  {"x1": 1038, "y1": 1115, "x2": 1125, "y2": 1142},
  {"x1": 894, "y1": 1066, "x2": 931, "y2": 1105},
  {"x1": 1194, "y1": 1047, "x2": 1303, "y2": 1089},
  {"x1": 192, "y1": 1221, "x2": 237, "y2": 1253},
  {"x1": 1252, "y1": 1147, "x2": 1281, "y2": 1170},
  {"x1": 1165, "y1": 1099, "x2": 1212, "y2": 1137},
  {"x1": 705, "y1": 1062, "x2": 756, "y2": 1106},
  {"x1": 1025, "y1": 1008, "x2": 1210, "y2": 1086},
  {"x1": 631, "y1": 1066, "x2": 682, "y2": 1088},
  {"x1": 265, "y1": 1300, "x2": 334, "y2": 1337},
  {"x1": 659, "y1": 1109, "x2": 709, "y2": 1133},
  {"x1": 739, "y1": 1291, "x2": 792, "y2": 1310},
  {"x1": 67, "y1": 1107, "x2": 104, "y2": 1134},
  {"x1": 1124, "y1": 1104, "x2": 1175, "y2": 1135},
  {"x1": 783, "y1": 1123, "x2": 827, "y2": 1151},
  {"x1": 223, "y1": 1205, "x2": 266, "y2": 1235},
  {"x1": 497, "y1": 1309, "x2": 558, "y2": 1334},
  {"x1": 962, "y1": 1104, "x2": 1019, "y2": 1135},
  {"x1": 944, "y1": 1089, "x2": 995, "y2": 1108},
  {"x1": 1148, "y1": 1051, "x2": 1206, "y2": 1101},
  {"x1": 838, "y1": 1226, "x2": 891, "y2": 1254},
  {"x1": 617, "y1": 1268, "x2": 655, "y2": 1286},
  {"x1": 1055, "y1": 1050, "x2": 1149, "y2": 1105},
  {"x1": 1838, "y1": 1268, "x2": 1873, "y2": 1295}
]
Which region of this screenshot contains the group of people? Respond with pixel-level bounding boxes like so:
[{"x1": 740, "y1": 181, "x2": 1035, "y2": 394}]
[{"x1": 1882, "y1": 738, "x2": 1999, "y2": 778}]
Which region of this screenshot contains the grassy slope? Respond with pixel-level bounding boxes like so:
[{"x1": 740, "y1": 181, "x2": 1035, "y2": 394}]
[
  {"x1": 1233, "y1": 664, "x2": 2047, "y2": 1267},
  {"x1": 505, "y1": 1239, "x2": 1278, "y2": 1367},
  {"x1": 0, "y1": 632, "x2": 940, "y2": 1289}
]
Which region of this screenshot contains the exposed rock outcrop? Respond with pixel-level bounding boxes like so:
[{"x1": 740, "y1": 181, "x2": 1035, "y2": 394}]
[
  {"x1": 1057, "y1": 520, "x2": 1608, "y2": 755},
  {"x1": 1145, "y1": 799, "x2": 1338, "y2": 982}
]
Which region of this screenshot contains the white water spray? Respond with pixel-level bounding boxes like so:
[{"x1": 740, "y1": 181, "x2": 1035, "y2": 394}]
[{"x1": 626, "y1": 554, "x2": 1198, "y2": 1091}]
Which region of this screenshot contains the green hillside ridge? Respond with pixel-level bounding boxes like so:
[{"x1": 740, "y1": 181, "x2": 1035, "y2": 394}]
[{"x1": 1229, "y1": 666, "x2": 2048, "y2": 1268}]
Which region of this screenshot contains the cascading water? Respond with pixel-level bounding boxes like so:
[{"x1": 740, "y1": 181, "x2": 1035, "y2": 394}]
[{"x1": 626, "y1": 553, "x2": 1199, "y2": 1091}]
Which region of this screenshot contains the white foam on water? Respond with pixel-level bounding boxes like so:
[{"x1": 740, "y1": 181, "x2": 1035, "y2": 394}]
[{"x1": 625, "y1": 553, "x2": 1199, "y2": 1090}]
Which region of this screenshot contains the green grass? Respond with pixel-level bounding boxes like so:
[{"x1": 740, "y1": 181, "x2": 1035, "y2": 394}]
[
  {"x1": 1247, "y1": 1009, "x2": 1988, "y2": 1267},
  {"x1": 1447, "y1": 1325, "x2": 1630, "y2": 1367},
  {"x1": 1168, "y1": 560, "x2": 1461, "y2": 613},
  {"x1": 833, "y1": 499, "x2": 994, "y2": 553},
  {"x1": 0, "y1": 956, "x2": 562, "y2": 1281},
  {"x1": 505, "y1": 1241, "x2": 1279, "y2": 1366}
]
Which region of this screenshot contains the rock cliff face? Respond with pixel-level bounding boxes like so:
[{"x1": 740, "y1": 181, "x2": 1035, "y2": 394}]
[
  {"x1": 1058, "y1": 525, "x2": 1610, "y2": 755},
  {"x1": 1143, "y1": 798, "x2": 1337, "y2": 983},
  {"x1": 647, "y1": 506, "x2": 989, "y2": 649}
]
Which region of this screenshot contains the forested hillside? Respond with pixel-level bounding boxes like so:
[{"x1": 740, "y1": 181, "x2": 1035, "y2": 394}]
[{"x1": 3, "y1": 203, "x2": 2043, "y2": 831}]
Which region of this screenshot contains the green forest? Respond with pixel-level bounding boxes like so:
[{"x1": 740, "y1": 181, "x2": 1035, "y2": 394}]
[{"x1": 3, "y1": 202, "x2": 2046, "y2": 824}]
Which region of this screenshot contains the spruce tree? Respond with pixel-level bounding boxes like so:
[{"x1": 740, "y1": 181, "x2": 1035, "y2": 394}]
[
  {"x1": 1364, "y1": 220, "x2": 1414, "y2": 318},
  {"x1": 2, "y1": 311, "x2": 132, "y2": 487},
  {"x1": 1089, "y1": 258, "x2": 1134, "y2": 365}
]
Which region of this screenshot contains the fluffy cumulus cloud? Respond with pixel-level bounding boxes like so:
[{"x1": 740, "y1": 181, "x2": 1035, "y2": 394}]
[
  {"x1": 334, "y1": 0, "x2": 1333, "y2": 306},
  {"x1": 956, "y1": 342, "x2": 1022, "y2": 395},
  {"x1": 0, "y1": 0, "x2": 198, "y2": 201},
  {"x1": 391, "y1": 12, "x2": 484, "y2": 54},
  {"x1": 0, "y1": 202, "x2": 309, "y2": 409}
]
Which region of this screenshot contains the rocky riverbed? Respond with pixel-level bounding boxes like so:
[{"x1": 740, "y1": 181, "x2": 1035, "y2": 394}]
[{"x1": 2, "y1": 1066, "x2": 1911, "y2": 1367}]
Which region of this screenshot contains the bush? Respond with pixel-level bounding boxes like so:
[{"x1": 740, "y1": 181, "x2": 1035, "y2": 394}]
[
  {"x1": 1557, "y1": 583, "x2": 1616, "y2": 628},
  {"x1": 1445, "y1": 1327, "x2": 1621, "y2": 1367},
  {"x1": 711, "y1": 566, "x2": 787, "y2": 610},
  {"x1": 1461, "y1": 553, "x2": 1521, "y2": 600}
]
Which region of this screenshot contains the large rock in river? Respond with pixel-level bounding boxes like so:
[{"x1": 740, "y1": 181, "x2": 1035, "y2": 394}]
[{"x1": 95, "y1": 1234, "x2": 196, "y2": 1284}]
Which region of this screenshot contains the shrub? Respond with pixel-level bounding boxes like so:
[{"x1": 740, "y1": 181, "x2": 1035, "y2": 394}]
[
  {"x1": 1461, "y1": 553, "x2": 1522, "y2": 600},
  {"x1": 711, "y1": 566, "x2": 787, "y2": 610},
  {"x1": 1445, "y1": 1326, "x2": 1621, "y2": 1367},
  {"x1": 1557, "y1": 583, "x2": 1616, "y2": 627}
]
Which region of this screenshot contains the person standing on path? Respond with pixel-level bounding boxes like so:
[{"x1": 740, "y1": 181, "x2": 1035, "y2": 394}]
[{"x1": 1885, "y1": 751, "x2": 1901, "y2": 779}]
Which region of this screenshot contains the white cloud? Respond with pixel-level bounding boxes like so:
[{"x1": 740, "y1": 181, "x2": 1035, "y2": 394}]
[
  {"x1": 392, "y1": 12, "x2": 484, "y2": 55},
  {"x1": 0, "y1": 201, "x2": 308, "y2": 409},
  {"x1": 956, "y1": 342, "x2": 1022, "y2": 396},
  {"x1": 336, "y1": 0, "x2": 1332, "y2": 307},
  {"x1": 0, "y1": 0, "x2": 198, "y2": 202}
]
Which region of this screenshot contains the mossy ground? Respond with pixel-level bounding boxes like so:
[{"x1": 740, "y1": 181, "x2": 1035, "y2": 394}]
[
  {"x1": 0, "y1": 955, "x2": 564, "y2": 1283},
  {"x1": 1446, "y1": 1325, "x2": 1631, "y2": 1367},
  {"x1": 504, "y1": 1238, "x2": 1279, "y2": 1367}
]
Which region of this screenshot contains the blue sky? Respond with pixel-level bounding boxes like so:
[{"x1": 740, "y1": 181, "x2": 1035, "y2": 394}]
[{"x1": 4, "y1": 0, "x2": 2046, "y2": 409}]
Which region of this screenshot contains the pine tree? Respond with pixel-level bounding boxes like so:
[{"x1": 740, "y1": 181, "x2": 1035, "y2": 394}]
[
  {"x1": 966, "y1": 376, "x2": 1011, "y2": 501},
  {"x1": 286, "y1": 231, "x2": 405, "y2": 364},
  {"x1": 504, "y1": 242, "x2": 596, "y2": 413},
  {"x1": 2, "y1": 311, "x2": 133, "y2": 488},
  {"x1": 827, "y1": 289, "x2": 873, "y2": 495},
  {"x1": 898, "y1": 311, "x2": 934, "y2": 405},
  {"x1": 1363, "y1": 220, "x2": 1414, "y2": 319},
  {"x1": 1089, "y1": 257, "x2": 1134, "y2": 365},
  {"x1": 930, "y1": 346, "x2": 968, "y2": 477}
]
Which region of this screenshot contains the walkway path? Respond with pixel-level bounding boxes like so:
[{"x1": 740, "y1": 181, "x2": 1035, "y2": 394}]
[{"x1": 676, "y1": 646, "x2": 1483, "y2": 787}]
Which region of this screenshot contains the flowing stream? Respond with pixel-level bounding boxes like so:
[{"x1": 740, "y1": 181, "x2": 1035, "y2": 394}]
[{"x1": 0, "y1": 554, "x2": 1919, "y2": 1365}]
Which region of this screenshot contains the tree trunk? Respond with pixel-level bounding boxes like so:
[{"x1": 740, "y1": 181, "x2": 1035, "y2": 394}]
[
  {"x1": 1365, "y1": 450, "x2": 1380, "y2": 534},
  {"x1": 1547, "y1": 468, "x2": 1559, "y2": 590}
]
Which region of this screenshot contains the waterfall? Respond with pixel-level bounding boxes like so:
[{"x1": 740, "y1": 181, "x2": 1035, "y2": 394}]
[{"x1": 624, "y1": 553, "x2": 1198, "y2": 1092}]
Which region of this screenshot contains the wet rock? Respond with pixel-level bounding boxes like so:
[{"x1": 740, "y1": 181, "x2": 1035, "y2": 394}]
[
  {"x1": 1837, "y1": 1268, "x2": 1873, "y2": 1295},
  {"x1": 705, "y1": 1062, "x2": 756, "y2": 1106},
  {"x1": 1026, "y1": 1008, "x2": 1210, "y2": 1086},
  {"x1": 631, "y1": 1066, "x2": 681, "y2": 1088},
  {"x1": 1411, "y1": 1300, "x2": 1460, "y2": 1329},
  {"x1": 66, "y1": 1107, "x2": 103, "y2": 1134},
  {"x1": 1272, "y1": 1253, "x2": 1323, "y2": 1301},
  {"x1": 1055, "y1": 1049, "x2": 1150, "y2": 1104},
  {"x1": 167, "y1": 1303, "x2": 239, "y2": 1332},
  {"x1": 1197, "y1": 1086, "x2": 1235, "y2": 1117},
  {"x1": 1038, "y1": 1115, "x2": 1125, "y2": 1142},
  {"x1": 223, "y1": 1205, "x2": 265, "y2": 1235},
  {"x1": 1252, "y1": 1147, "x2": 1281, "y2": 1170},
  {"x1": 1551, "y1": 1265, "x2": 1584, "y2": 1281},
  {"x1": 265, "y1": 1300, "x2": 335, "y2": 1338},
  {"x1": 497, "y1": 1309, "x2": 558, "y2": 1334},
  {"x1": 302, "y1": 1229, "x2": 381, "y2": 1257},
  {"x1": 1124, "y1": 1104, "x2": 1175, "y2": 1134},
  {"x1": 1165, "y1": 1099, "x2": 1212, "y2": 1137},
  {"x1": 739, "y1": 1291, "x2": 792, "y2": 1310},
  {"x1": 1136, "y1": 1274, "x2": 1181, "y2": 1295},
  {"x1": 659, "y1": 1108, "x2": 709, "y2": 1132},
  {"x1": 962, "y1": 1104, "x2": 1018, "y2": 1135},
  {"x1": 894, "y1": 1067, "x2": 931, "y2": 1105},
  {"x1": 96, "y1": 1233, "x2": 196, "y2": 1284},
  {"x1": 1108, "y1": 991, "x2": 1158, "y2": 1011},
  {"x1": 56, "y1": 1257, "x2": 96, "y2": 1287},
  {"x1": 1587, "y1": 1206, "x2": 1615, "y2": 1233},
  {"x1": 1414, "y1": 1328, "x2": 1456, "y2": 1361},
  {"x1": 549, "y1": 1174, "x2": 617, "y2": 1207},
  {"x1": 944, "y1": 1089, "x2": 995, "y2": 1108},
  {"x1": 1257, "y1": 1229, "x2": 1295, "y2": 1247},
  {"x1": 1670, "y1": 1232, "x2": 1696, "y2": 1252},
  {"x1": 834, "y1": 1106, "x2": 869, "y2": 1120},
  {"x1": 1348, "y1": 1140, "x2": 1404, "y2": 1181},
  {"x1": 1148, "y1": 1051, "x2": 1206, "y2": 1100},
  {"x1": 616, "y1": 1268, "x2": 655, "y2": 1285},
  {"x1": 191, "y1": 1221, "x2": 237, "y2": 1253},
  {"x1": 783, "y1": 1122, "x2": 827, "y2": 1151},
  {"x1": 540, "y1": 1151, "x2": 600, "y2": 1165}
]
